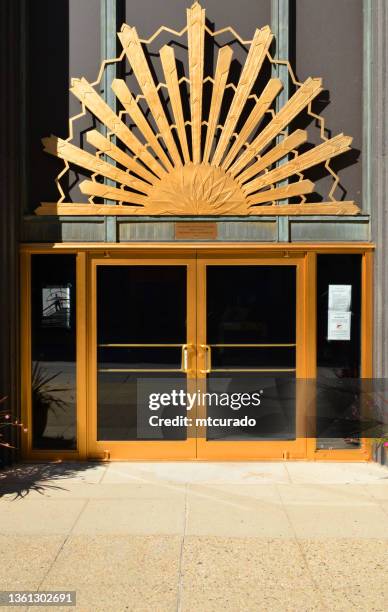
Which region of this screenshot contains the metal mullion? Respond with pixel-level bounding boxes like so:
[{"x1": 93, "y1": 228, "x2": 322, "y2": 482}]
[
  {"x1": 271, "y1": 0, "x2": 290, "y2": 235},
  {"x1": 101, "y1": 0, "x2": 118, "y2": 240}
]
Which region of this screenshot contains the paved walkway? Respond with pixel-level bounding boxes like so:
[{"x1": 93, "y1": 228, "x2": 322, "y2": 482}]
[{"x1": 0, "y1": 462, "x2": 388, "y2": 611}]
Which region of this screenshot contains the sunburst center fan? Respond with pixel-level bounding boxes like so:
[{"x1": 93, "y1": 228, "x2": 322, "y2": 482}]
[{"x1": 36, "y1": 2, "x2": 360, "y2": 217}]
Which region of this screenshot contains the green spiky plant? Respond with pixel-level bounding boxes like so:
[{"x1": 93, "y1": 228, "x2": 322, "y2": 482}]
[{"x1": 32, "y1": 362, "x2": 69, "y2": 440}]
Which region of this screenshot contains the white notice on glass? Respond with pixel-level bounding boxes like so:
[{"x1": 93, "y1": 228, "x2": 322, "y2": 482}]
[
  {"x1": 328, "y1": 311, "x2": 351, "y2": 340},
  {"x1": 328, "y1": 285, "x2": 352, "y2": 312}
]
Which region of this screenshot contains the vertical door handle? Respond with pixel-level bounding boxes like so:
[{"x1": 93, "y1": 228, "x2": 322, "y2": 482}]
[
  {"x1": 181, "y1": 344, "x2": 192, "y2": 373},
  {"x1": 200, "y1": 344, "x2": 212, "y2": 373}
]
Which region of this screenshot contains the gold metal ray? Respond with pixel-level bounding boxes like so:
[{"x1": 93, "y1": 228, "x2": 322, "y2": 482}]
[
  {"x1": 111, "y1": 79, "x2": 174, "y2": 171},
  {"x1": 159, "y1": 45, "x2": 191, "y2": 163},
  {"x1": 85, "y1": 130, "x2": 157, "y2": 185},
  {"x1": 229, "y1": 77, "x2": 323, "y2": 177},
  {"x1": 203, "y1": 46, "x2": 233, "y2": 163},
  {"x1": 243, "y1": 134, "x2": 352, "y2": 195},
  {"x1": 42, "y1": 136, "x2": 151, "y2": 194},
  {"x1": 248, "y1": 179, "x2": 314, "y2": 205},
  {"x1": 187, "y1": 2, "x2": 206, "y2": 163},
  {"x1": 211, "y1": 25, "x2": 273, "y2": 166},
  {"x1": 79, "y1": 180, "x2": 147, "y2": 205},
  {"x1": 70, "y1": 78, "x2": 165, "y2": 178},
  {"x1": 221, "y1": 78, "x2": 283, "y2": 170},
  {"x1": 118, "y1": 25, "x2": 182, "y2": 166},
  {"x1": 238, "y1": 129, "x2": 307, "y2": 184}
]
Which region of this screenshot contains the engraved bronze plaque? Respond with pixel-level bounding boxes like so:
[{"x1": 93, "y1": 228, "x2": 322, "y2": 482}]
[{"x1": 175, "y1": 222, "x2": 218, "y2": 240}]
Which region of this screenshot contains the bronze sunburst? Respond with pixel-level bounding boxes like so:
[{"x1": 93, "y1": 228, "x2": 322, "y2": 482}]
[{"x1": 36, "y1": 2, "x2": 360, "y2": 217}]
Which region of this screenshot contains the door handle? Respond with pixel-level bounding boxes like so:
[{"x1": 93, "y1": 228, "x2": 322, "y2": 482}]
[
  {"x1": 181, "y1": 344, "x2": 192, "y2": 373},
  {"x1": 200, "y1": 344, "x2": 212, "y2": 374}
]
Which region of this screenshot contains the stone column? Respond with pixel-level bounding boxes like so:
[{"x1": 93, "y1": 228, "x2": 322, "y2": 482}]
[{"x1": 371, "y1": 1, "x2": 388, "y2": 377}]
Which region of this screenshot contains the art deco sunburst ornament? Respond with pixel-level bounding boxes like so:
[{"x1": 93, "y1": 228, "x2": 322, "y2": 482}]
[{"x1": 37, "y1": 2, "x2": 360, "y2": 216}]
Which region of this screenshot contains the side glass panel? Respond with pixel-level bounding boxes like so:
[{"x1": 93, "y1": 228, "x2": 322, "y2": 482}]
[
  {"x1": 97, "y1": 266, "x2": 187, "y2": 441},
  {"x1": 316, "y1": 254, "x2": 362, "y2": 449},
  {"x1": 206, "y1": 266, "x2": 296, "y2": 441},
  {"x1": 31, "y1": 255, "x2": 77, "y2": 450}
]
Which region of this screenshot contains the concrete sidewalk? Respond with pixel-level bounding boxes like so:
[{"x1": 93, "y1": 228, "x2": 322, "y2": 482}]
[{"x1": 0, "y1": 461, "x2": 387, "y2": 611}]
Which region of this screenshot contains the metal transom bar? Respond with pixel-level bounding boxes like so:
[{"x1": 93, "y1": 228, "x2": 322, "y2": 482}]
[
  {"x1": 209, "y1": 343, "x2": 296, "y2": 347},
  {"x1": 98, "y1": 343, "x2": 183, "y2": 347}
]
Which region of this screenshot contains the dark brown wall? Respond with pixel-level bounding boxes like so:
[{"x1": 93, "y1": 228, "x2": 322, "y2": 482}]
[
  {"x1": 27, "y1": 0, "x2": 101, "y2": 209},
  {"x1": 0, "y1": 1, "x2": 23, "y2": 464},
  {"x1": 68, "y1": 0, "x2": 102, "y2": 203},
  {"x1": 124, "y1": 0, "x2": 271, "y2": 39},
  {"x1": 293, "y1": 0, "x2": 363, "y2": 205}
]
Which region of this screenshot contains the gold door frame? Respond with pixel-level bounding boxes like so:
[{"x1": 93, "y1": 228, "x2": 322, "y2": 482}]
[
  {"x1": 20, "y1": 243, "x2": 373, "y2": 461},
  {"x1": 196, "y1": 252, "x2": 309, "y2": 460},
  {"x1": 87, "y1": 253, "x2": 197, "y2": 460}
]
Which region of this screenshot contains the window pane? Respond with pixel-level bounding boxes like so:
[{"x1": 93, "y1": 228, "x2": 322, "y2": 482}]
[
  {"x1": 206, "y1": 266, "x2": 297, "y2": 441},
  {"x1": 31, "y1": 255, "x2": 77, "y2": 450},
  {"x1": 97, "y1": 266, "x2": 186, "y2": 344},
  {"x1": 206, "y1": 373, "x2": 296, "y2": 441},
  {"x1": 97, "y1": 373, "x2": 187, "y2": 441},
  {"x1": 207, "y1": 266, "x2": 296, "y2": 344},
  {"x1": 97, "y1": 265, "x2": 187, "y2": 440},
  {"x1": 316, "y1": 254, "x2": 362, "y2": 449},
  {"x1": 211, "y1": 347, "x2": 295, "y2": 370}
]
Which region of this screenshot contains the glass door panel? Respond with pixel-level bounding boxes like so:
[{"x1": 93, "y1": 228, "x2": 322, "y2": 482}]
[
  {"x1": 196, "y1": 257, "x2": 307, "y2": 459},
  {"x1": 88, "y1": 253, "x2": 308, "y2": 460},
  {"x1": 88, "y1": 258, "x2": 196, "y2": 460},
  {"x1": 207, "y1": 266, "x2": 296, "y2": 345}
]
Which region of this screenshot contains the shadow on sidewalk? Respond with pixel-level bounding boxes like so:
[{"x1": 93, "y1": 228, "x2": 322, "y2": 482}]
[{"x1": 0, "y1": 463, "x2": 100, "y2": 500}]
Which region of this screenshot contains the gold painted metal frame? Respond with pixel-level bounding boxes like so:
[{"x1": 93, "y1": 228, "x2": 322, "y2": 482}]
[
  {"x1": 87, "y1": 254, "x2": 198, "y2": 460},
  {"x1": 20, "y1": 243, "x2": 373, "y2": 461},
  {"x1": 195, "y1": 252, "x2": 308, "y2": 460},
  {"x1": 36, "y1": 2, "x2": 360, "y2": 217}
]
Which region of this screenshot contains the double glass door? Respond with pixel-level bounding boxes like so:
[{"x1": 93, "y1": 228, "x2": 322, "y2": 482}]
[{"x1": 88, "y1": 252, "x2": 308, "y2": 460}]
